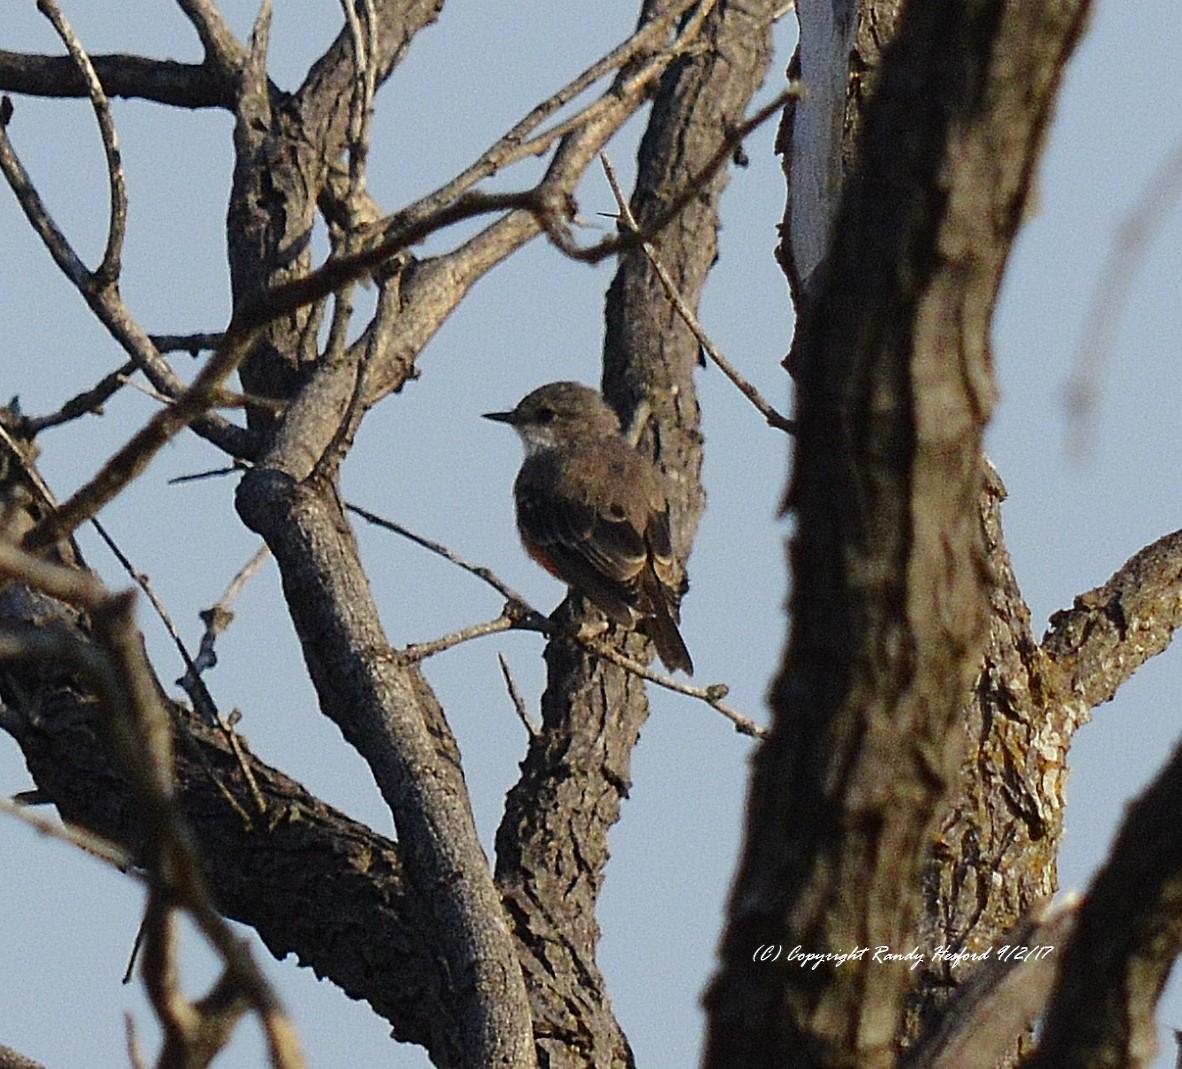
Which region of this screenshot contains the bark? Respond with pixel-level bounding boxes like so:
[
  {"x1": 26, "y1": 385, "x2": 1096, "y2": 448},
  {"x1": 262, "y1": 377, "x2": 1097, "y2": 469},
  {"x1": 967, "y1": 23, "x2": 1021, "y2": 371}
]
[
  {"x1": 905, "y1": 465, "x2": 1067, "y2": 1059},
  {"x1": 0, "y1": 52, "x2": 231, "y2": 108},
  {"x1": 1025, "y1": 738, "x2": 1182, "y2": 1069},
  {"x1": 491, "y1": 2, "x2": 781, "y2": 1065},
  {"x1": 704, "y1": 1, "x2": 1092, "y2": 1067}
]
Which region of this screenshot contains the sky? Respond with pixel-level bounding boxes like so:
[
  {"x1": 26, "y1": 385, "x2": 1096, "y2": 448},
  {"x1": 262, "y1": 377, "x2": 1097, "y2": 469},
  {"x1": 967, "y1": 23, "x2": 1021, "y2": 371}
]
[{"x1": 1, "y1": 1, "x2": 1181, "y2": 1068}]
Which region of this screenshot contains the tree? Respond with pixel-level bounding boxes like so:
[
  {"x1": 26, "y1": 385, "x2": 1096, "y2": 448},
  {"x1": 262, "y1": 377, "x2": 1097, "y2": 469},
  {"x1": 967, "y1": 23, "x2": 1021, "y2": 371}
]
[{"x1": 2, "y1": 1, "x2": 1182, "y2": 1068}]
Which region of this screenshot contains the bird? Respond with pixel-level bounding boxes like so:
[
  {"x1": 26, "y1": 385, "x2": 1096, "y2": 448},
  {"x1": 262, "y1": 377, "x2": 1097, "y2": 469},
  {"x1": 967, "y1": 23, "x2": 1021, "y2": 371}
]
[{"x1": 483, "y1": 381, "x2": 694, "y2": 675}]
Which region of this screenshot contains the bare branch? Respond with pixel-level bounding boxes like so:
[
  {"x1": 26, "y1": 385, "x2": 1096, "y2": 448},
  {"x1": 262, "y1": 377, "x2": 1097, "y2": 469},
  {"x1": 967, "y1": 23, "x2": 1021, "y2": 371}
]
[
  {"x1": 385, "y1": 0, "x2": 710, "y2": 231},
  {"x1": 554, "y1": 88, "x2": 800, "y2": 265},
  {"x1": 0, "y1": 536, "x2": 306, "y2": 1069},
  {"x1": 176, "y1": 0, "x2": 246, "y2": 79},
  {"x1": 23, "y1": 325, "x2": 262, "y2": 552},
  {"x1": 404, "y1": 612, "x2": 522, "y2": 661},
  {"x1": 0, "y1": 105, "x2": 254, "y2": 458},
  {"x1": 35, "y1": 0, "x2": 126, "y2": 280},
  {"x1": 150, "y1": 332, "x2": 224, "y2": 355},
  {"x1": 0, "y1": 105, "x2": 89, "y2": 286},
  {"x1": 497, "y1": 653, "x2": 539, "y2": 737},
  {"x1": 167, "y1": 464, "x2": 245, "y2": 485},
  {"x1": 19, "y1": 360, "x2": 135, "y2": 434},
  {"x1": 1042, "y1": 527, "x2": 1182, "y2": 711},
  {"x1": 0, "y1": 52, "x2": 232, "y2": 109},
  {"x1": 601, "y1": 154, "x2": 796, "y2": 434},
  {"x1": 346, "y1": 500, "x2": 531, "y2": 605},
  {"x1": 351, "y1": 497, "x2": 763, "y2": 735},
  {"x1": 582, "y1": 636, "x2": 766, "y2": 739},
  {"x1": 1026, "y1": 737, "x2": 1182, "y2": 1069},
  {"x1": 502, "y1": 0, "x2": 718, "y2": 167},
  {"x1": 1067, "y1": 136, "x2": 1182, "y2": 455}
]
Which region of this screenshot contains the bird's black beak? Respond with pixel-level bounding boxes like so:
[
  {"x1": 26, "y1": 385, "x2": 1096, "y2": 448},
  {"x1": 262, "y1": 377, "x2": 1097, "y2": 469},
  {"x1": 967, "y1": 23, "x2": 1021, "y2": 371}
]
[{"x1": 482, "y1": 409, "x2": 517, "y2": 425}]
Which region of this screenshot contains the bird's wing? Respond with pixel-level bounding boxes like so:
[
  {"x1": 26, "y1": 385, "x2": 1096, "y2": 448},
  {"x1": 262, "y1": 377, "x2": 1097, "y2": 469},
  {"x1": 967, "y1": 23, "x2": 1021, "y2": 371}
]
[{"x1": 517, "y1": 479, "x2": 647, "y2": 624}]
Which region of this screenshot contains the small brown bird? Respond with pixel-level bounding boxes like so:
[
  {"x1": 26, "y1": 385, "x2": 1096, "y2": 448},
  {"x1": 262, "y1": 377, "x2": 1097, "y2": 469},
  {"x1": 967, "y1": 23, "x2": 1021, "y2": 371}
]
[{"x1": 484, "y1": 381, "x2": 693, "y2": 675}]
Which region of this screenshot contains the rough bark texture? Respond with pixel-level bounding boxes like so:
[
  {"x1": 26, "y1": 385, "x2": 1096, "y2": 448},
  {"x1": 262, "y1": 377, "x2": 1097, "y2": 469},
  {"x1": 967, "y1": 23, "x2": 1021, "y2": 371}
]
[
  {"x1": 491, "y1": 2, "x2": 780, "y2": 1065},
  {"x1": 905, "y1": 465, "x2": 1069, "y2": 1058},
  {"x1": 1025, "y1": 738, "x2": 1182, "y2": 1069},
  {"x1": 704, "y1": 1, "x2": 1092, "y2": 1067},
  {"x1": 4, "y1": 682, "x2": 440, "y2": 1044}
]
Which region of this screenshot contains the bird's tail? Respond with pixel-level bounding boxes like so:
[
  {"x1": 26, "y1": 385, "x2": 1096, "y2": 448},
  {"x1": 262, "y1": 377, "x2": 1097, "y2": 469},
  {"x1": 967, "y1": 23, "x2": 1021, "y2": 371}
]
[{"x1": 645, "y1": 597, "x2": 694, "y2": 676}]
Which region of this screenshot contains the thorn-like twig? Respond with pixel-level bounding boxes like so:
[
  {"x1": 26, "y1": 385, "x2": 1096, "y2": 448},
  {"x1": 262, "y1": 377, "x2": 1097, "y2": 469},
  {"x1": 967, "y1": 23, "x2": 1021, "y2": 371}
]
[
  {"x1": 167, "y1": 463, "x2": 247, "y2": 486},
  {"x1": 347, "y1": 501, "x2": 530, "y2": 605},
  {"x1": 498, "y1": 653, "x2": 539, "y2": 736},
  {"x1": 349, "y1": 499, "x2": 764, "y2": 735},
  {"x1": 89, "y1": 517, "x2": 220, "y2": 724},
  {"x1": 600, "y1": 153, "x2": 795, "y2": 434}
]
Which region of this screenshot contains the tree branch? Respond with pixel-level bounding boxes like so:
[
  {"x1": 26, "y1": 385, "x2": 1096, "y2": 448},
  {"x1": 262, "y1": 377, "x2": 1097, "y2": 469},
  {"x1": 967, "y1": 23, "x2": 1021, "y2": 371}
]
[
  {"x1": 1026, "y1": 738, "x2": 1182, "y2": 1069},
  {"x1": 0, "y1": 52, "x2": 233, "y2": 108},
  {"x1": 704, "y1": 0, "x2": 1093, "y2": 1065},
  {"x1": 487, "y1": 1, "x2": 783, "y2": 1064},
  {"x1": 176, "y1": 0, "x2": 246, "y2": 82},
  {"x1": 0, "y1": 516, "x2": 449, "y2": 1051},
  {"x1": 1042, "y1": 527, "x2": 1182, "y2": 712}
]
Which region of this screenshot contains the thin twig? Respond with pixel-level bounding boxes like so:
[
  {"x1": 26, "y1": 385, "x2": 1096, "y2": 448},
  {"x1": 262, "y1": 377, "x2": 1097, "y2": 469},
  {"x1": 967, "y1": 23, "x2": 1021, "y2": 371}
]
[
  {"x1": 0, "y1": 103, "x2": 252, "y2": 459},
  {"x1": 89, "y1": 517, "x2": 220, "y2": 723},
  {"x1": 0, "y1": 793, "x2": 136, "y2": 872},
  {"x1": 347, "y1": 499, "x2": 763, "y2": 734},
  {"x1": 0, "y1": 98, "x2": 89, "y2": 286},
  {"x1": 1067, "y1": 135, "x2": 1182, "y2": 456},
  {"x1": 554, "y1": 87, "x2": 801, "y2": 265},
  {"x1": 117, "y1": 371, "x2": 175, "y2": 407},
  {"x1": 375, "y1": 0, "x2": 709, "y2": 235},
  {"x1": 167, "y1": 463, "x2": 246, "y2": 485},
  {"x1": 35, "y1": 0, "x2": 126, "y2": 280},
  {"x1": 90, "y1": 522, "x2": 268, "y2": 819},
  {"x1": 187, "y1": 543, "x2": 272, "y2": 818},
  {"x1": 505, "y1": 1, "x2": 717, "y2": 166},
  {"x1": 601, "y1": 154, "x2": 796, "y2": 434},
  {"x1": 497, "y1": 653, "x2": 538, "y2": 737},
  {"x1": 583, "y1": 638, "x2": 767, "y2": 738},
  {"x1": 346, "y1": 501, "x2": 530, "y2": 604},
  {"x1": 23, "y1": 325, "x2": 262, "y2": 551},
  {"x1": 403, "y1": 613, "x2": 523, "y2": 661},
  {"x1": 20, "y1": 360, "x2": 136, "y2": 434}
]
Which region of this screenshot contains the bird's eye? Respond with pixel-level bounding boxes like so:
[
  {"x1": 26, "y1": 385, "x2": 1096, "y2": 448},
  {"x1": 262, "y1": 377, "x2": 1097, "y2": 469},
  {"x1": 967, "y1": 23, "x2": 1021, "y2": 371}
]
[{"x1": 535, "y1": 405, "x2": 556, "y2": 423}]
